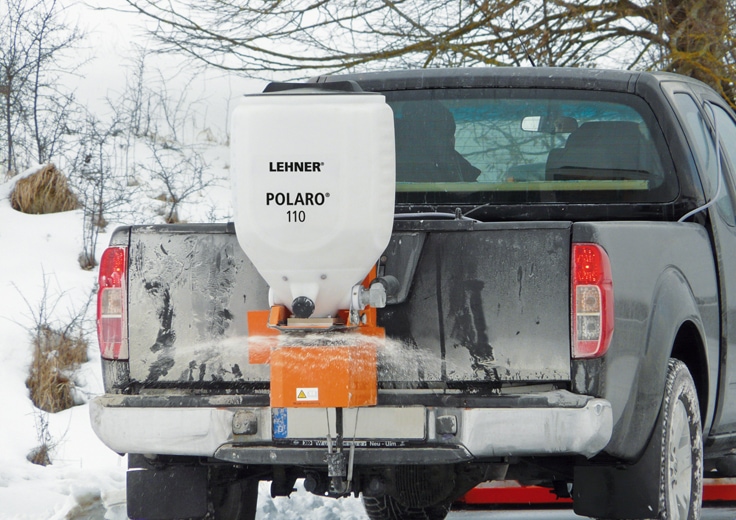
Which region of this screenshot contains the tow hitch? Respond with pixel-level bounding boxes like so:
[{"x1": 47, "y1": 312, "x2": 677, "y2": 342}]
[{"x1": 326, "y1": 407, "x2": 352, "y2": 494}]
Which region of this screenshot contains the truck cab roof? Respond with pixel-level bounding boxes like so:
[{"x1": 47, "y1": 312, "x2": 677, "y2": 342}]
[{"x1": 312, "y1": 66, "x2": 689, "y2": 93}]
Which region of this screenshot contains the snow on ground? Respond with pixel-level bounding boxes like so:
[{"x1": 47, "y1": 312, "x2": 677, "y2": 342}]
[
  {"x1": 0, "y1": 167, "x2": 126, "y2": 519},
  {"x1": 0, "y1": 152, "x2": 372, "y2": 519}
]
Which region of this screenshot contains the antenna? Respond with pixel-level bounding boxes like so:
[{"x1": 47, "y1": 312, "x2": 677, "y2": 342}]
[
  {"x1": 522, "y1": 42, "x2": 536, "y2": 67},
  {"x1": 508, "y1": 12, "x2": 535, "y2": 67}
]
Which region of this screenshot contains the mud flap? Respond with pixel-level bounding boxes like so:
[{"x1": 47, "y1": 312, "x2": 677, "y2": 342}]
[
  {"x1": 127, "y1": 454, "x2": 208, "y2": 520},
  {"x1": 572, "y1": 425, "x2": 661, "y2": 518}
]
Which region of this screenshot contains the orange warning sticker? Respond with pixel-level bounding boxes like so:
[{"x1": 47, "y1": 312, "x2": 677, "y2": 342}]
[{"x1": 296, "y1": 388, "x2": 318, "y2": 401}]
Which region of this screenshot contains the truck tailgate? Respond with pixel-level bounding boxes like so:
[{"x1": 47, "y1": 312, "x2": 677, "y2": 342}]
[
  {"x1": 126, "y1": 221, "x2": 571, "y2": 385},
  {"x1": 379, "y1": 220, "x2": 571, "y2": 383},
  {"x1": 127, "y1": 225, "x2": 270, "y2": 384}
]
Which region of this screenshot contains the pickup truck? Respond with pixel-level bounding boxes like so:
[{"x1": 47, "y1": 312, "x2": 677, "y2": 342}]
[{"x1": 90, "y1": 67, "x2": 736, "y2": 520}]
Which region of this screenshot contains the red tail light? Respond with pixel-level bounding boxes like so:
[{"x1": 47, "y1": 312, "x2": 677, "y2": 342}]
[
  {"x1": 97, "y1": 247, "x2": 128, "y2": 360},
  {"x1": 572, "y1": 243, "x2": 613, "y2": 359}
]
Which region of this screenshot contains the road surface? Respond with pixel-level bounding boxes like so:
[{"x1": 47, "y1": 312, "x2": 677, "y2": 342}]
[{"x1": 448, "y1": 506, "x2": 736, "y2": 519}]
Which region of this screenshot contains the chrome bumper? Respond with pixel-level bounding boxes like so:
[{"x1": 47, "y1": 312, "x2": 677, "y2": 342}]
[{"x1": 90, "y1": 390, "x2": 612, "y2": 463}]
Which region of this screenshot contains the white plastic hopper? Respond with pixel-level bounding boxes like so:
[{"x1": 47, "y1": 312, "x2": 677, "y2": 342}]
[{"x1": 230, "y1": 88, "x2": 395, "y2": 318}]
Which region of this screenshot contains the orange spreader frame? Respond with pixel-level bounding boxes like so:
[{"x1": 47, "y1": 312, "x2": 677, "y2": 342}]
[
  {"x1": 270, "y1": 343, "x2": 378, "y2": 408},
  {"x1": 246, "y1": 271, "x2": 382, "y2": 408}
]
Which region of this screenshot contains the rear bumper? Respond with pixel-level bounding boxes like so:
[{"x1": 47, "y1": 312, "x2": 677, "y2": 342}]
[{"x1": 90, "y1": 390, "x2": 612, "y2": 464}]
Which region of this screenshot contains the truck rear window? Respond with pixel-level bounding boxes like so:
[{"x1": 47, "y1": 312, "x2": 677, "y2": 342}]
[{"x1": 386, "y1": 88, "x2": 677, "y2": 205}]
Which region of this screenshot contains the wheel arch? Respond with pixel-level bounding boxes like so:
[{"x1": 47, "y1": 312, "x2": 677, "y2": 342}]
[
  {"x1": 670, "y1": 319, "x2": 709, "y2": 430},
  {"x1": 603, "y1": 266, "x2": 713, "y2": 459}
]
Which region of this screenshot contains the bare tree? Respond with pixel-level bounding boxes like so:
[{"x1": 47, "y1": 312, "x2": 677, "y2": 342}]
[
  {"x1": 118, "y1": 0, "x2": 735, "y2": 103},
  {"x1": 0, "y1": 0, "x2": 82, "y2": 176},
  {"x1": 67, "y1": 112, "x2": 130, "y2": 270},
  {"x1": 117, "y1": 1, "x2": 538, "y2": 74},
  {"x1": 0, "y1": 0, "x2": 37, "y2": 175},
  {"x1": 534, "y1": 1, "x2": 734, "y2": 103},
  {"x1": 122, "y1": 46, "x2": 152, "y2": 139},
  {"x1": 140, "y1": 142, "x2": 212, "y2": 224},
  {"x1": 29, "y1": 0, "x2": 83, "y2": 164}
]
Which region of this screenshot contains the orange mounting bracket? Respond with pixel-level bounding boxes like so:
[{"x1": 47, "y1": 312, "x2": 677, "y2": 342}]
[{"x1": 246, "y1": 267, "x2": 382, "y2": 408}]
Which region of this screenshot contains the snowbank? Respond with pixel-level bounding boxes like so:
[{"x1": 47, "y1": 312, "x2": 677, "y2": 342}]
[{"x1": 0, "y1": 162, "x2": 369, "y2": 519}]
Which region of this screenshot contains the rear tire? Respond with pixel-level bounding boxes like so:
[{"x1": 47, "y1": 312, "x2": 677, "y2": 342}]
[
  {"x1": 362, "y1": 494, "x2": 450, "y2": 520},
  {"x1": 573, "y1": 359, "x2": 703, "y2": 520},
  {"x1": 656, "y1": 359, "x2": 702, "y2": 520}
]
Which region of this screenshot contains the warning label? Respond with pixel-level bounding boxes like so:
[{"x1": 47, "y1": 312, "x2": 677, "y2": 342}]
[{"x1": 296, "y1": 388, "x2": 319, "y2": 401}]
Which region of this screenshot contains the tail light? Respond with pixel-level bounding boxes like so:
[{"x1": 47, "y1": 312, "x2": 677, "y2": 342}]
[
  {"x1": 572, "y1": 243, "x2": 613, "y2": 359},
  {"x1": 97, "y1": 247, "x2": 128, "y2": 360}
]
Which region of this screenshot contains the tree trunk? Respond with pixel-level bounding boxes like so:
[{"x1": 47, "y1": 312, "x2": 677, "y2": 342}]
[{"x1": 660, "y1": 0, "x2": 733, "y2": 101}]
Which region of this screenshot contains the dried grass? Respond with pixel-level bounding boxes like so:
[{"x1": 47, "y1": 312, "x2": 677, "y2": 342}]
[
  {"x1": 27, "y1": 408, "x2": 54, "y2": 466},
  {"x1": 10, "y1": 164, "x2": 79, "y2": 214},
  {"x1": 78, "y1": 251, "x2": 97, "y2": 271},
  {"x1": 26, "y1": 325, "x2": 88, "y2": 413},
  {"x1": 27, "y1": 443, "x2": 51, "y2": 466},
  {"x1": 165, "y1": 210, "x2": 180, "y2": 224}
]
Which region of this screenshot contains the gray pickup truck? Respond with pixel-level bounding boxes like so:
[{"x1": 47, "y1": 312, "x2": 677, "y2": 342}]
[{"x1": 91, "y1": 67, "x2": 736, "y2": 520}]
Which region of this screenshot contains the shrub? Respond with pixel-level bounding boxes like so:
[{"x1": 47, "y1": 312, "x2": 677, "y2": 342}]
[
  {"x1": 10, "y1": 164, "x2": 79, "y2": 214},
  {"x1": 25, "y1": 325, "x2": 88, "y2": 413},
  {"x1": 27, "y1": 411, "x2": 53, "y2": 467},
  {"x1": 27, "y1": 443, "x2": 52, "y2": 466},
  {"x1": 19, "y1": 276, "x2": 92, "y2": 465}
]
